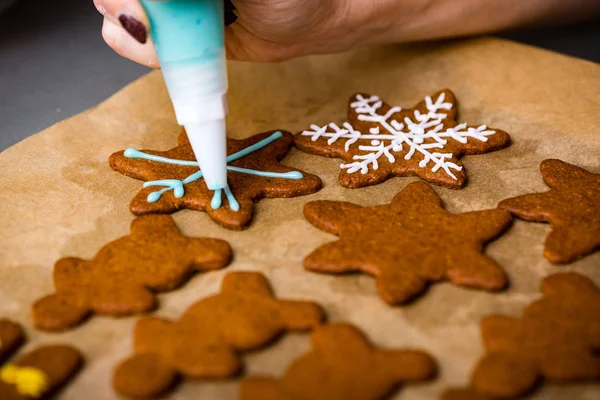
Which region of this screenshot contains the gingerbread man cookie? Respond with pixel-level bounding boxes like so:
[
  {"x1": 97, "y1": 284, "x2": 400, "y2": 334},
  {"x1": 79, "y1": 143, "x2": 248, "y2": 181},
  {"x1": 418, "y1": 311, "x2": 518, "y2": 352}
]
[
  {"x1": 0, "y1": 320, "x2": 82, "y2": 400},
  {"x1": 32, "y1": 214, "x2": 232, "y2": 331},
  {"x1": 295, "y1": 89, "x2": 510, "y2": 189},
  {"x1": 499, "y1": 159, "x2": 600, "y2": 264},
  {"x1": 241, "y1": 323, "x2": 436, "y2": 400},
  {"x1": 443, "y1": 272, "x2": 600, "y2": 399},
  {"x1": 442, "y1": 388, "x2": 487, "y2": 400},
  {"x1": 110, "y1": 130, "x2": 322, "y2": 230},
  {"x1": 303, "y1": 181, "x2": 512, "y2": 305},
  {"x1": 113, "y1": 271, "x2": 325, "y2": 398}
]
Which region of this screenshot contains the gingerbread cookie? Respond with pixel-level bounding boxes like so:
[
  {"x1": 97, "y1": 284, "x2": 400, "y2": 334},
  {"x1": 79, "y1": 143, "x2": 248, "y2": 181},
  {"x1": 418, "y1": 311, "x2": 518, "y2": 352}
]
[
  {"x1": 295, "y1": 89, "x2": 510, "y2": 189},
  {"x1": 113, "y1": 271, "x2": 325, "y2": 398},
  {"x1": 110, "y1": 130, "x2": 322, "y2": 230},
  {"x1": 0, "y1": 320, "x2": 24, "y2": 364},
  {"x1": 241, "y1": 323, "x2": 436, "y2": 400},
  {"x1": 498, "y1": 159, "x2": 600, "y2": 264},
  {"x1": 303, "y1": 181, "x2": 512, "y2": 304},
  {"x1": 441, "y1": 388, "x2": 487, "y2": 400},
  {"x1": 443, "y1": 272, "x2": 600, "y2": 399},
  {"x1": 0, "y1": 321, "x2": 82, "y2": 400},
  {"x1": 32, "y1": 215, "x2": 232, "y2": 331}
]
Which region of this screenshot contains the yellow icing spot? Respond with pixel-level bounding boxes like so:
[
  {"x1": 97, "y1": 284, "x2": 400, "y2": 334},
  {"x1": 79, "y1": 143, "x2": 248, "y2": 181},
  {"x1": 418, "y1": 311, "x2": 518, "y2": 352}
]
[
  {"x1": 0, "y1": 364, "x2": 19, "y2": 382},
  {"x1": 1, "y1": 364, "x2": 49, "y2": 397}
]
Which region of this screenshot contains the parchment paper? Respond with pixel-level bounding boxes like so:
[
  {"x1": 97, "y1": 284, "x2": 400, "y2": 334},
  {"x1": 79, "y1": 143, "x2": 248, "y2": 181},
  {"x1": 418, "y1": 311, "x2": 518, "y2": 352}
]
[{"x1": 1, "y1": 37, "x2": 599, "y2": 400}]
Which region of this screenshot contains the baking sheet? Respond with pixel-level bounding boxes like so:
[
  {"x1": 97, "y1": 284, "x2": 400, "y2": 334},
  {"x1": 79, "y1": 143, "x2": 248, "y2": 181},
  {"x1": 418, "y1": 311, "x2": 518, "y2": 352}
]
[{"x1": 1, "y1": 37, "x2": 599, "y2": 399}]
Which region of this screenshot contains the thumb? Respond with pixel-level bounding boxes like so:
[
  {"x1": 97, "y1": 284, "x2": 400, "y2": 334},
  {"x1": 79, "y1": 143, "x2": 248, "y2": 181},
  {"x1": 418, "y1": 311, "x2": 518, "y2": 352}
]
[
  {"x1": 95, "y1": 0, "x2": 159, "y2": 68},
  {"x1": 95, "y1": 0, "x2": 150, "y2": 43},
  {"x1": 96, "y1": 0, "x2": 238, "y2": 68}
]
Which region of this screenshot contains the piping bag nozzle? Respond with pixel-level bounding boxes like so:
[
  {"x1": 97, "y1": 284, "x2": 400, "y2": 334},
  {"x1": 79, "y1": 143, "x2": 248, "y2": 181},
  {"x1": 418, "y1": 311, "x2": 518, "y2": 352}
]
[{"x1": 186, "y1": 119, "x2": 228, "y2": 190}]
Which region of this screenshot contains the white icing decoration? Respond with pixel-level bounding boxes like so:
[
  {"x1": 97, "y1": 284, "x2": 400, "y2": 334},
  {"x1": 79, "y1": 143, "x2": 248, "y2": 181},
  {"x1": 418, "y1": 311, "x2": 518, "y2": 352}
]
[{"x1": 301, "y1": 92, "x2": 497, "y2": 180}]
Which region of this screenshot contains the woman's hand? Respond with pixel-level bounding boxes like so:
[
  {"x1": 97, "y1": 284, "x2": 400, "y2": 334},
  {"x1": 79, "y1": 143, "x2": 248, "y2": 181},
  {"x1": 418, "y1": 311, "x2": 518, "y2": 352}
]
[
  {"x1": 95, "y1": 0, "x2": 600, "y2": 68},
  {"x1": 94, "y1": 0, "x2": 382, "y2": 67}
]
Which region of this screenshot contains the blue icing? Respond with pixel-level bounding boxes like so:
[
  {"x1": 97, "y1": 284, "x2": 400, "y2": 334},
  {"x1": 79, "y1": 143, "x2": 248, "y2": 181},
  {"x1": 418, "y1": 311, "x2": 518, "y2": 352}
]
[
  {"x1": 226, "y1": 131, "x2": 283, "y2": 162},
  {"x1": 224, "y1": 186, "x2": 240, "y2": 211},
  {"x1": 211, "y1": 189, "x2": 222, "y2": 209},
  {"x1": 147, "y1": 190, "x2": 166, "y2": 203},
  {"x1": 141, "y1": 0, "x2": 225, "y2": 63},
  {"x1": 143, "y1": 179, "x2": 185, "y2": 198},
  {"x1": 227, "y1": 166, "x2": 303, "y2": 180},
  {"x1": 124, "y1": 148, "x2": 199, "y2": 166},
  {"x1": 182, "y1": 171, "x2": 204, "y2": 184},
  {"x1": 125, "y1": 131, "x2": 300, "y2": 212}
]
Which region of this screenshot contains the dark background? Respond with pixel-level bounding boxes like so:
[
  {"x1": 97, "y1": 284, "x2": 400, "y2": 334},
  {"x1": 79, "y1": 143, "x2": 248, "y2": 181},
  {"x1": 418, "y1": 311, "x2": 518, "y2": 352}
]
[{"x1": 0, "y1": 0, "x2": 598, "y2": 151}]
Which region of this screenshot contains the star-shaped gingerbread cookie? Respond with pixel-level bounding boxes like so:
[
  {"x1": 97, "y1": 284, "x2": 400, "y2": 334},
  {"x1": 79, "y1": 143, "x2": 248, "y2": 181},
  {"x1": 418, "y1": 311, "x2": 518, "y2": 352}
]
[
  {"x1": 499, "y1": 159, "x2": 600, "y2": 264},
  {"x1": 303, "y1": 181, "x2": 512, "y2": 304},
  {"x1": 295, "y1": 89, "x2": 510, "y2": 189},
  {"x1": 241, "y1": 323, "x2": 436, "y2": 400},
  {"x1": 110, "y1": 130, "x2": 322, "y2": 230},
  {"x1": 113, "y1": 272, "x2": 325, "y2": 398},
  {"x1": 32, "y1": 215, "x2": 232, "y2": 331},
  {"x1": 443, "y1": 272, "x2": 600, "y2": 399}
]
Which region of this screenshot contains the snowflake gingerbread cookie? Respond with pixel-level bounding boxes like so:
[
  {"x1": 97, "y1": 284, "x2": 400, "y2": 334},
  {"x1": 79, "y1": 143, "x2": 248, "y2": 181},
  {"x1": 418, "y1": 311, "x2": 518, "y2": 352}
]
[{"x1": 295, "y1": 89, "x2": 511, "y2": 189}]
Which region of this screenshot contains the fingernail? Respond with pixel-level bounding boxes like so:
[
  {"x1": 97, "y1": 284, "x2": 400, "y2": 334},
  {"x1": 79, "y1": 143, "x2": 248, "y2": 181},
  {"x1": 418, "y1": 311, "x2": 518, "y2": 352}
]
[
  {"x1": 96, "y1": 4, "x2": 107, "y2": 16},
  {"x1": 224, "y1": 0, "x2": 237, "y2": 25},
  {"x1": 224, "y1": 0, "x2": 236, "y2": 12},
  {"x1": 118, "y1": 14, "x2": 147, "y2": 44},
  {"x1": 225, "y1": 11, "x2": 238, "y2": 26}
]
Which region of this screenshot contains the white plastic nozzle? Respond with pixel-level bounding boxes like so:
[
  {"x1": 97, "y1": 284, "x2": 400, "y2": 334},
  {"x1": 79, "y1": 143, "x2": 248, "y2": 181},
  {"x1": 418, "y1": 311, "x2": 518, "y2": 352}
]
[
  {"x1": 162, "y1": 59, "x2": 228, "y2": 124},
  {"x1": 186, "y1": 119, "x2": 228, "y2": 190},
  {"x1": 161, "y1": 56, "x2": 229, "y2": 191}
]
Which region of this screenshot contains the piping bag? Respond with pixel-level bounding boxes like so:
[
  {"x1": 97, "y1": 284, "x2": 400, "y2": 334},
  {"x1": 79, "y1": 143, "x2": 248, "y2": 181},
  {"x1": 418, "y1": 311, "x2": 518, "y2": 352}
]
[{"x1": 140, "y1": 0, "x2": 232, "y2": 207}]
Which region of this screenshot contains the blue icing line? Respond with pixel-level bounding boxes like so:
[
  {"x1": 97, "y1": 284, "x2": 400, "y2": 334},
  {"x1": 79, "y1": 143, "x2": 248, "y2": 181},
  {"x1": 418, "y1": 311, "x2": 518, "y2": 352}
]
[
  {"x1": 211, "y1": 189, "x2": 222, "y2": 209},
  {"x1": 124, "y1": 148, "x2": 199, "y2": 166},
  {"x1": 226, "y1": 131, "x2": 283, "y2": 163},
  {"x1": 143, "y1": 179, "x2": 185, "y2": 198},
  {"x1": 227, "y1": 166, "x2": 303, "y2": 179},
  {"x1": 224, "y1": 186, "x2": 240, "y2": 211},
  {"x1": 147, "y1": 189, "x2": 169, "y2": 203},
  {"x1": 123, "y1": 131, "x2": 283, "y2": 166},
  {"x1": 125, "y1": 131, "x2": 297, "y2": 210},
  {"x1": 182, "y1": 171, "x2": 204, "y2": 184}
]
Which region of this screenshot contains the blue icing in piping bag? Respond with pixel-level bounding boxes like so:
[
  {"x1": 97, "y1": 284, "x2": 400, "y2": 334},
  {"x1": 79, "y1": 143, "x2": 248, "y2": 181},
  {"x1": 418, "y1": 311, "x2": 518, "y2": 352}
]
[{"x1": 140, "y1": 0, "x2": 229, "y2": 193}]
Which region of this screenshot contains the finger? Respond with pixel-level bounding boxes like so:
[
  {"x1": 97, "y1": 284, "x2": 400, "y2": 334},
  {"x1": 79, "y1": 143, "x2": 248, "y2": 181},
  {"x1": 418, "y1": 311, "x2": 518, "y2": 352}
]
[
  {"x1": 95, "y1": 0, "x2": 150, "y2": 44},
  {"x1": 102, "y1": 18, "x2": 159, "y2": 68},
  {"x1": 94, "y1": 0, "x2": 118, "y2": 24},
  {"x1": 225, "y1": 24, "x2": 304, "y2": 62}
]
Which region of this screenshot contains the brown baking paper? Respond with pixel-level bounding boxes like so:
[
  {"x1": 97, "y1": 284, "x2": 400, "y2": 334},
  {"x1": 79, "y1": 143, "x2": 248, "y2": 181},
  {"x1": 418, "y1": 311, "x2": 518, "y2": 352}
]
[{"x1": 0, "y1": 37, "x2": 599, "y2": 399}]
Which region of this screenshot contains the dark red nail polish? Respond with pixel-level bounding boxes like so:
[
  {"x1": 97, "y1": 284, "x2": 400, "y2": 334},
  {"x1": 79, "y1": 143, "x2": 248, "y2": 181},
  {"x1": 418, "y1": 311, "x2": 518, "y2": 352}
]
[
  {"x1": 224, "y1": 0, "x2": 237, "y2": 25},
  {"x1": 224, "y1": 0, "x2": 236, "y2": 12},
  {"x1": 225, "y1": 11, "x2": 237, "y2": 26},
  {"x1": 118, "y1": 14, "x2": 148, "y2": 44}
]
